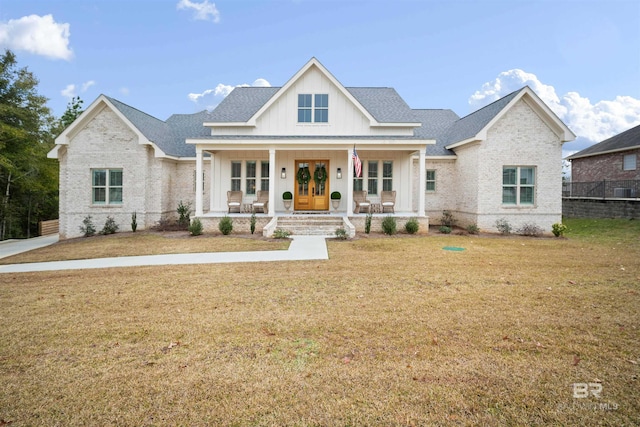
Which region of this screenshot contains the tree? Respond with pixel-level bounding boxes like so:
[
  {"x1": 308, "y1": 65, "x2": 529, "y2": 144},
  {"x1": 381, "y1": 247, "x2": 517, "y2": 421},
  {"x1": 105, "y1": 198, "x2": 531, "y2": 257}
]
[
  {"x1": 0, "y1": 49, "x2": 58, "y2": 239},
  {"x1": 56, "y1": 96, "x2": 84, "y2": 133}
]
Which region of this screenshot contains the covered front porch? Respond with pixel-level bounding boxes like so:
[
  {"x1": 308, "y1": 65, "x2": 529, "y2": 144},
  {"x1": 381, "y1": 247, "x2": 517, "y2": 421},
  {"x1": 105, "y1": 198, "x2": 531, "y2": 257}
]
[{"x1": 188, "y1": 139, "x2": 432, "y2": 223}]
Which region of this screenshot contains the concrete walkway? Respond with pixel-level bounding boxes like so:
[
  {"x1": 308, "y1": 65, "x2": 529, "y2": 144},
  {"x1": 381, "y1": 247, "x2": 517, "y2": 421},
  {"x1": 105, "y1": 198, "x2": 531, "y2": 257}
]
[
  {"x1": 0, "y1": 234, "x2": 60, "y2": 259},
  {"x1": 0, "y1": 235, "x2": 329, "y2": 274}
]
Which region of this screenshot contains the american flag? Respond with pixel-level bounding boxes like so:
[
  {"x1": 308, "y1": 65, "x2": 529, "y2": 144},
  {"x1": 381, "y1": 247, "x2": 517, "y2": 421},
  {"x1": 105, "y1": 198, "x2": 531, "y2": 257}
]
[{"x1": 352, "y1": 147, "x2": 362, "y2": 178}]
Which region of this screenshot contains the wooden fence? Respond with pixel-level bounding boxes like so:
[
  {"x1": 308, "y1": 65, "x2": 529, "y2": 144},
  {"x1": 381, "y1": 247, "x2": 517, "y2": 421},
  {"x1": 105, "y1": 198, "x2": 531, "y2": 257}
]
[{"x1": 39, "y1": 219, "x2": 59, "y2": 236}]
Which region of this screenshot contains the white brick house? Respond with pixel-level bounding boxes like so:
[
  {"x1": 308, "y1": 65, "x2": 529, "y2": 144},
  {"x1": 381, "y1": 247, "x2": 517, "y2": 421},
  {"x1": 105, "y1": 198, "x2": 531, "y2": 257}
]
[{"x1": 49, "y1": 58, "x2": 575, "y2": 239}]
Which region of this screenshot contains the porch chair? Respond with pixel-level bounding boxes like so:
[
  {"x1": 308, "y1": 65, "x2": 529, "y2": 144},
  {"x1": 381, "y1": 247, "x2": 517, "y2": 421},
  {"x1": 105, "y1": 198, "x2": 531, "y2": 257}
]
[
  {"x1": 252, "y1": 190, "x2": 269, "y2": 213},
  {"x1": 381, "y1": 190, "x2": 396, "y2": 213},
  {"x1": 227, "y1": 190, "x2": 243, "y2": 213},
  {"x1": 353, "y1": 190, "x2": 371, "y2": 213}
]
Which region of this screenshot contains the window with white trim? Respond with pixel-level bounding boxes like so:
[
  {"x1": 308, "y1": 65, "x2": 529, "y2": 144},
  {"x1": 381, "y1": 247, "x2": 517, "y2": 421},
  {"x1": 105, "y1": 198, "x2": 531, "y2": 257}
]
[
  {"x1": 367, "y1": 161, "x2": 378, "y2": 195},
  {"x1": 92, "y1": 169, "x2": 123, "y2": 205},
  {"x1": 623, "y1": 154, "x2": 637, "y2": 171},
  {"x1": 231, "y1": 161, "x2": 241, "y2": 191},
  {"x1": 503, "y1": 166, "x2": 535, "y2": 205},
  {"x1": 246, "y1": 161, "x2": 257, "y2": 195},
  {"x1": 426, "y1": 170, "x2": 436, "y2": 192},
  {"x1": 260, "y1": 161, "x2": 269, "y2": 191},
  {"x1": 382, "y1": 161, "x2": 393, "y2": 191},
  {"x1": 298, "y1": 93, "x2": 328, "y2": 123},
  {"x1": 353, "y1": 166, "x2": 363, "y2": 191}
]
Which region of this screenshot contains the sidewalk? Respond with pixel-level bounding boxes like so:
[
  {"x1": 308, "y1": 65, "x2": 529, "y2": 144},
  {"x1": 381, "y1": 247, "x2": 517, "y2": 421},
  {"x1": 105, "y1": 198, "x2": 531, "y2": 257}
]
[
  {"x1": 0, "y1": 234, "x2": 59, "y2": 259},
  {"x1": 0, "y1": 235, "x2": 329, "y2": 274}
]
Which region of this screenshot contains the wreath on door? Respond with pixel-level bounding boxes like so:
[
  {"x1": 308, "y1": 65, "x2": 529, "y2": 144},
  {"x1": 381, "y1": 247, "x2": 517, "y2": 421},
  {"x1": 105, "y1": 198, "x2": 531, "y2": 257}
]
[
  {"x1": 296, "y1": 166, "x2": 311, "y2": 184},
  {"x1": 314, "y1": 165, "x2": 327, "y2": 187}
]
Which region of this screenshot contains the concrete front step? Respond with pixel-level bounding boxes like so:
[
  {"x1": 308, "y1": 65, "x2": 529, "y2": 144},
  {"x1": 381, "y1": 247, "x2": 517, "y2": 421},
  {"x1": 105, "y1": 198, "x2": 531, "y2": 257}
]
[{"x1": 275, "y1": 215, "x2": 346, "y2": 236}]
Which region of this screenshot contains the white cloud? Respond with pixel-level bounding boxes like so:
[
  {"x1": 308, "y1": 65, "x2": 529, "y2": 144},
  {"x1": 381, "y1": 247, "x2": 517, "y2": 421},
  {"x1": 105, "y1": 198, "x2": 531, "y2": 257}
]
[
  {"x1": 469, "y1": 69, "x2": 640, "y2": 144},
  {"x1": 188, "y1": 78, "x2": 271, "y2": 106},
  {"x1": 119, "y1": 87, "x2": 130, "y2": 96},
  {"x1": 61, "y1": 80, "x2": 97, "y2": 99},
  {"x1": 0, "y1": 14, "x2": 72, "y2": 60},
  {"x1": 176, "y1": 0, "x2": 220, "y2": 23}
]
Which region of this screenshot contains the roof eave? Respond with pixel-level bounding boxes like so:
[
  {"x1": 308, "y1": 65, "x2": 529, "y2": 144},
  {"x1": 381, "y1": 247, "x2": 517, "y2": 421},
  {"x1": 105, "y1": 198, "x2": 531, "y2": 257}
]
[{"x1": 566, "y1": 144, "x2": 640, "y2": 160}]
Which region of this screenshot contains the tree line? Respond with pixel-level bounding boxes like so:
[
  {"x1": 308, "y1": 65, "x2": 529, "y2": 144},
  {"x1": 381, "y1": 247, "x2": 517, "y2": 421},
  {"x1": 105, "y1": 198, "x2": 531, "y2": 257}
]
[{"x1": 0, "y1": 49, "x2": 83, "y2": 240}]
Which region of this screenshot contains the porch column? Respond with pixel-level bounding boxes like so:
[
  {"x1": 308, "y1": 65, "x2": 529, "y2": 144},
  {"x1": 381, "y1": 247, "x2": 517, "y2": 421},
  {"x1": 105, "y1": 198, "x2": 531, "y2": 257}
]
[
  {"x1": 209, "y1": 152, "x2": 215, "y2": 211},
  {"x1": 418, "y1": 149, "x2": 426, "y2": 217},
  {"x1": 268, "y1": 148, "x2": 276, "y2": 216},
  {"x1": 347, "y1": 148, "x2": 354, "y2": 215},
  {"x1": 195, "y1": 147, "x2": 204, "y2": 216}
]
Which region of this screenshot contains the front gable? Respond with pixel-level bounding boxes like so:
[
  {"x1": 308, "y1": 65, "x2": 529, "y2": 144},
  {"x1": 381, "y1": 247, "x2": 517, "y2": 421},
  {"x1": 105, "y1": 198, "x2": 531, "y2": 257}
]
[{"x1": 206, "y1": 58, "x2": 420, "y2": 137}]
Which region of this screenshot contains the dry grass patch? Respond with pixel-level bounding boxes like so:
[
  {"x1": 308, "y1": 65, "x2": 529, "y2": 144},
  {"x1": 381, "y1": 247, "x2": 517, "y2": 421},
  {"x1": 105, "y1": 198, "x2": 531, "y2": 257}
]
[
  {"x1": 0, "y1": 220, "x2": 639, "y2": 425},
  {"x1": 0, "y1": 231, "x2": 289, "y2": 265}
]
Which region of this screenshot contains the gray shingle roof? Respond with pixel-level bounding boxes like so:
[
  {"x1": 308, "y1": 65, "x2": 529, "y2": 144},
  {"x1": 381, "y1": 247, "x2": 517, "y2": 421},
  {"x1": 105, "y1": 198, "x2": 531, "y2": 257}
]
[
  {"x1": 441, "y1": 88, "x2": 522, "y2": 147},
  {"x1": 345, "y1": 87, "x2": 419, "y2": 123},
  {"x1": 412, "y1": 109, "x2": 460, "y2": 156},
  {"x1": 207, "y1": 87, "x2": 279, "y2": 122},
  {"x1": 105, "y1": 95, "x2": 210, "y2": 157},
  {"x1": 567, "y1": 124, "x2": 640, "y2": 159}
]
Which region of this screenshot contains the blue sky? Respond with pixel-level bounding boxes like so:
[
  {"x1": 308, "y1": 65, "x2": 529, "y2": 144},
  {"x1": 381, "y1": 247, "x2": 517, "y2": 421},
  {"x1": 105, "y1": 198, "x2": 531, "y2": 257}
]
[{"x1": 1, "y1": 0, "x2": 639, "y2": 156}]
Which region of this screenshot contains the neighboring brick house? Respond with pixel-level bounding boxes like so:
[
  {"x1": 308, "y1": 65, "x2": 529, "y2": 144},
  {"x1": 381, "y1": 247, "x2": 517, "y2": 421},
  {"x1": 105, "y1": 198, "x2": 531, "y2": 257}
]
[
  {"x1": 49, "y1": 58, "x2": 575, "y2": 238},
  {"x1": 567, "y1": 124, "x2": 640, "y2": 182}
]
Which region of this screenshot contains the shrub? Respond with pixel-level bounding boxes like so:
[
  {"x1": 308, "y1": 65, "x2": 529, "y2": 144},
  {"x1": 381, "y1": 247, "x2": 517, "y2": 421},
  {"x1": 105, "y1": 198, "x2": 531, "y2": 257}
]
[
  {"x1": 466, "y1": 223, "x2": 479, "y2": 235},
  {"x1": 517, "y1": 223, "x2": 543, "y2": 237},
  {"x1": 330, "y1": 191, "x2": 341, "y2": 200},
  {"x1": 381, "y1": 216, "x2": 397, "y2": 235},
  {"x1": 495, "y1": 218, "x2": 512, "y2": 235},
  {"x1": 188, "y1": 218, "x2": 203, "y2": 236},
  {"x1": 364, "y1": 212, "x2": 372, "y2": 234},
  {"x1": 250, "y1": 213, "x2": 256, "y2": 235},
  {"x1": 439, "y1": 226, "x2": 451, "y2": 234},
  {"x1": 79, "y1": 215, "x2": 96, "y2": 237},
  {"x1": 282, "y1": 191, "x2": 293, "y2": 200},
  {"x1": 131, "y1": 211, "x2": 137, "y2": 232},
  {"x1": 441, "y1": 210, "x2": 456, "y2": 228},
  {"x1": 335, "y1": 228, "x2": 348, "y2": 240},
  {"x1": 405, "y1": 218, "x2": 419, "y2": 234},
  {"x1": 551, "y1": 222, "x2": 567, "y2": 237},
  {"x1": 100, "y1": 216, "x2": 119, "y2": 235},
  {"x1": 273, "y1": 228, "x2": 291, "y2": 239},
  {"x1": 177, "y1": 200, "x2": 192, "y2": 229},
  {"x1": 218, "y1": 215, "x2": 233, "y2": 235}
]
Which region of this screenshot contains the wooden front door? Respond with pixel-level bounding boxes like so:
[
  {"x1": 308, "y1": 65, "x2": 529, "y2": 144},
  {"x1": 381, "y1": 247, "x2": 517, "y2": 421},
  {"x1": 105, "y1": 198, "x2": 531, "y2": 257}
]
[{"x1": 294, "y1": 160, "x2": 330, "y2": 211}]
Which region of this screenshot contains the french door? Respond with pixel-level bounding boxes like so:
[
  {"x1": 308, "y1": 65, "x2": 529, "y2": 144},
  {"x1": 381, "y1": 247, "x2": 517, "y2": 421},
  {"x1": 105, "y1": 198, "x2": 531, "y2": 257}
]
[{"x1": 294, "y1": 160, "x2": 329, "y2": 211}]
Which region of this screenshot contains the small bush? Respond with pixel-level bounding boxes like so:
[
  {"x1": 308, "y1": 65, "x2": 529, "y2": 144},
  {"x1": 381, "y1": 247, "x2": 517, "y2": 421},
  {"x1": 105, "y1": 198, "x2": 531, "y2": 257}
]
[
  {"x1": 364, "y1": 212, "x2": 372, "y2": 234},
  {"x1": 551, "y1": 222, "x2": 567, "y2": 237},
  {"x1": 250, "y1": 213, "x2": 256, "y2": 235},
  {"x1": 495, "y1": 218, "x2": 512, "y2": 235},
  {"x1": 131, "y1": 212, "x2": 137, "y2": 232},
  {"x1": 330, "y1": 191, "x2": 341, "y2": 200},
  {"x1": 441, "y1": 210, "x2": 456, "y2": 228},
  {"x1": 100, "y1": 216, "x2": 119, "y2": 235},
  {"x1": 218, "y1": 215, "x2": 233, "y2": 235},
  {"x1": 273, "y1": 228, "x2": 291, "y2": 239},
  {"x1": 79, "y1": 215, "x2": 96, "y2": 237},
  {"x1": 517, "y1": 223, "x2": 543, "y2": 237},
  {"x1": 282, "y1": 191, "x2": 293, "y2": 200},
  {"x1": 189, "y1": 218, "x2": 203, "y2": 236},
  {"x1": 381, "y1": 216, "x2": 397, "y2": 235},
  {"x1": 466, "y1": 223, "x2": 479, "y2": 234},
  {"x1": 335, "y1": 228, "x2": 348, "y2": 240},
  {"x1": 405, "y1": 218, "x2": 419, "y2": 234},
  {"x1": 177, "y1": 200, "x2": 192, "y2": 229},
  {"x1": 439, "y1": 226, "x2": 451, "y2": 234}
]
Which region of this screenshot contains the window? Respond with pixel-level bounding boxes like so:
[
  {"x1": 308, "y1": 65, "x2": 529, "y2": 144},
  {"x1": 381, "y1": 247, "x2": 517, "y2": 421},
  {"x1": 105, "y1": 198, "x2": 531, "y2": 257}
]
[
  {"x1": 353, "y1": 165, "x2": 363, "y2": 191},
  {"x1": 245, "y1": 161, "x2": 257, "y2": 195},
  {"x1": 298, "y1": 94, "x2": 312, "y2": 123},
  {"x1": 314, "y1": 94, "x2": 328, "y2": 122},
  {"x1": 426, "y1": 170, "x2": 436, "y2": 192},
  {"x1": 298, "y1": 93, "x2": 328, "y2": 123},
  {"x1": 623, "y1": 154, "x2": 637, "y2": 171},
  {"x1": 231, "y1": 161, "x2": 241, "y2": 191},
  {"x1": 260, "y1": 161, "x2": 269, "y2": 191},
  {"x1": 503, "y1": 166, "x2": 535, "y2": 205},
  {"x1": 382, "y1": 161, "x2": 393, "y2": 191},
  {"x1": 92, "y1": 169, "x2": 122, "y2": 205},
  {"x1": 368, "y1": 161, "x2": 378, "y2": 195}
]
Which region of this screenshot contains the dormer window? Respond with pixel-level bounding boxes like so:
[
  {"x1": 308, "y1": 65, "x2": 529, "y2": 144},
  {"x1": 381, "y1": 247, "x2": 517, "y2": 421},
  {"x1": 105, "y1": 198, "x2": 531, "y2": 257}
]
[{"x1": 298, "y1": 94, "x2": 328, "y2": 123}]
